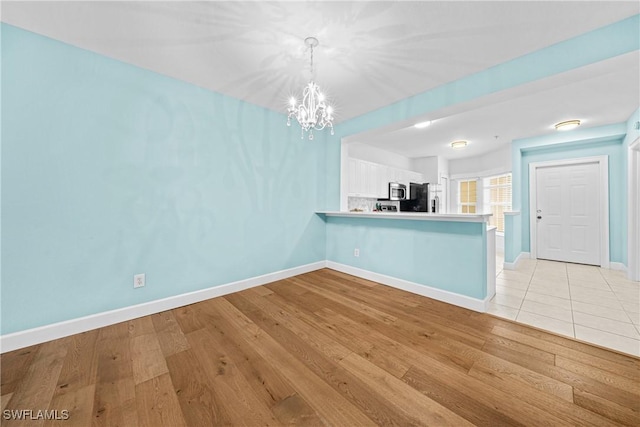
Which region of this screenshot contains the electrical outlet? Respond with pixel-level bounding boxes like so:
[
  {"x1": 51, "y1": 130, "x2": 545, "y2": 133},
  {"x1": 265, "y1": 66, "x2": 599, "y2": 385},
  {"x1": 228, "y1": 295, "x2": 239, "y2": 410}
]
[
  {"x1": 134, "y1": 273, "x2": 145, "y2": 288},
  {"x1": 354, "y1": 248, "x2": 360, "y2": 257}
]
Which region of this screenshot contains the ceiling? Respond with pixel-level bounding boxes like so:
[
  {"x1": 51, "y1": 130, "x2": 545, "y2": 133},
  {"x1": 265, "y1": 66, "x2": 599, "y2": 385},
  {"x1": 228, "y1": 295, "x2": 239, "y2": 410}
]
[{"x1": 2, "y1": 1, "x2": 639, "y2": 159}]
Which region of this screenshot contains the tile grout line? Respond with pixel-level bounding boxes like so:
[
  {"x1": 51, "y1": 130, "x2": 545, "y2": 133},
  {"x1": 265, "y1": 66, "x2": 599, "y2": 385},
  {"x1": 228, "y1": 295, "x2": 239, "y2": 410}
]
[
  {"x1": 515, "y1": 259, "x2": 538, "y2": 323},
  {"x1": 600, "y1": 266, "x2": 640, "y2": 333}
]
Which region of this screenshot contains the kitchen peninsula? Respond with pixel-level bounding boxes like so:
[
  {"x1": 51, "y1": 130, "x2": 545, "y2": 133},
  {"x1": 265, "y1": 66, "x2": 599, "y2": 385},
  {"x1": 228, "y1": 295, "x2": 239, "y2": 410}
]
[{"x1": 316, "y1": 211, "x2": 496, "y2": 312}]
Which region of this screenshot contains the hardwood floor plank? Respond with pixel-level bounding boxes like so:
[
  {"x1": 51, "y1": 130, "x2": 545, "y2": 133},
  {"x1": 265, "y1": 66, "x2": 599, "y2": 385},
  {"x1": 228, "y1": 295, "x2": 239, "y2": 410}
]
[
  {"x1": 185, "y1": 327, "x2": 282, "y2": 425},
  {"x1": 270, "y1": 393, "x2": 323, "y2": 426},
  {"x1": 150, "y1": 311, "x2": 190, "y2": 357},
  {"x1": 44, "y1": 384, "x2": 95, "y2": 427},
  {"x1": 3, "y1": 339, "x2": 69, "y2": 427},
  {"x1": 555, "y1": 354, "x2": 640, "y2": 397},
  {"x1": 467, "y1": 361, "x2": 621, "y2": 426},
  {"x1": 207, "y1": 297, "x2": 377, "y2": 426},
  {"x1": 173, "y1": 303, "x2": 211, "y2": 335},
  {"x1": 293, "y1": 276, "x2": 487, "y2": 350},
  {"x1": 399, "y1": 366, "x2": 525, "y2": 427},
  {"x1": 165, "y1": 349, "x2": 233, "y2": 426},
  {"x1": 52, "y1": 330, "x2": 99, "y2": 395},
  {"x1": 468, "y1": 357, "x2": 574, "y2": 402},
  {"x1": 130, "y1": 333, "x2": 169, "y2": 385},
  {"x1": 314, "y1": 308, "x2": 411, "y2": 378},
  {"x1": 135, "y1": 373, "x2": 187, "y2": 427},
  {"x1": 293, "y1": 277, "x2": 398, "y2": 324},
  {"x1": 1, "y1": 344, "x2": 39, "y2": 396},
  {"x1": 491, "y1": 326, "x2": 640, "y2": 408},
  {"x1": 127, "y1": 317, "x2": 156, "y2": 338},
  {"x1": 339, "y1": 353, "x2": 473, "y2": 426},
  {"x1": 492, "y1": 323, "x2": 640, "y2": 374},
  {"x1": 265, "y1": 285, "x2": 477, "y2": 374},
  {"x1": 481, "y1": 334, "x2": 556, "y2": 367},
  {"x1": 1, "y1": 392, "x2": 14, "y2": 411},
  {"x1": 573, "y1": 388, "x2": 640, "y2": 426},
  {"x1": 239, "y1": 288, "x2": 352, "y2": 362},
  {"x1": 251, "y1": 286, "x2": 274, "y2": 296},
  {"x1": 226, "y1": 293, "x2": 422, "y2": 426},
  {"x1": 95, "y1": 329, "x2": 132, "y2": 385},
  {"x1": 403, "y1": 365, "x2": 570, "y2": 427},
  {"x1": 193, "y1": 302, "x2": 298, "y2": 409},
  {"x1": 93, "y1": 374, "x2": 137, "y2": 426}
]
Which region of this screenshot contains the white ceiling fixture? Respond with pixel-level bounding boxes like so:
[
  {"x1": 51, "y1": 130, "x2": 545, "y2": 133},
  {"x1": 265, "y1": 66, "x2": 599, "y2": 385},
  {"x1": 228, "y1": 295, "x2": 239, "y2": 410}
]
[
  {"x1": 451, "y1": 140, "x2": 468, "y2": 149},
  {"x1": 414, "y1": 121, "x2": 431, "y2": 129},
  {"x1": 287, "y1": 37, "x2": 334, "y2": 140},
  {"x1": 554, "y1": 119, "x2": 581, "y2": 131}
]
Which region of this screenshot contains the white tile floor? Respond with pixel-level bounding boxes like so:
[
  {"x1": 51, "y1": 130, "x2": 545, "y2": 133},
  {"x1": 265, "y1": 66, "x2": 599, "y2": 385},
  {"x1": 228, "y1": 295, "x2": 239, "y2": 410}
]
[{"x1": 488, "y1": 254, "x2": 640, "y2": 357}]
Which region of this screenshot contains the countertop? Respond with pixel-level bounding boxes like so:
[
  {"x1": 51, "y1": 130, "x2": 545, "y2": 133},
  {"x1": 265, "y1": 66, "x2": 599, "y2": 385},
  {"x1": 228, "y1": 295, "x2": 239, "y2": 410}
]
[{"x1": 316, "y1": 211, "x2": 492, "y2": 223}]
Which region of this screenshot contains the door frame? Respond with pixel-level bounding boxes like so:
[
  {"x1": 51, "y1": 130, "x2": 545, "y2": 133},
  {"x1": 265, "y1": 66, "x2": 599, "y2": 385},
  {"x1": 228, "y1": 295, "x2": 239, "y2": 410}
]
[
  {"x1": 628, "y1": 138, "x2": 640, "y2": 281},
  {"x1": 529, "y1": 155, "x2": 609, "y2": 268}
]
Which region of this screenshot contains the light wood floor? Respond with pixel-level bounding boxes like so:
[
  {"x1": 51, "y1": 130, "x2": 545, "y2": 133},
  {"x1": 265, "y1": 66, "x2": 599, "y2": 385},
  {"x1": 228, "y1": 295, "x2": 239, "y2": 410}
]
[{"x1": 2, "y1": 268, "x2": 639, "y2": 426}]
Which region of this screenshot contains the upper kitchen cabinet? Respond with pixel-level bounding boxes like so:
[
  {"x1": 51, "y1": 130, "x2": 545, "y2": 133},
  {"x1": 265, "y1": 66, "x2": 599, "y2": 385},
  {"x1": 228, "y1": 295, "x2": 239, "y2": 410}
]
[
  {"x1": 347, "y1": 157, "x2": 423, "y2": 199},
  {"x1": 348, "y1": 158, "x2": 381, "y2": 198}
]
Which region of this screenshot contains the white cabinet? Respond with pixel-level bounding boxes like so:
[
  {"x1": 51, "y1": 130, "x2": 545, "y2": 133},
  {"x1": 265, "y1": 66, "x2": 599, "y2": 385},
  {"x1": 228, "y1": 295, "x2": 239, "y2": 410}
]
[
  {"x1": 347, "y1": 158, "x2": 422, "y2": 199},
  {"x1": 348, "y1": 158, "x2": 378, "y2": 198},
  {"x1": 377, "y1": 165, "x2": 389, "y2": 198},
  {"x1": 408, "y1": 171, "x2": 424, "y2": 184}
]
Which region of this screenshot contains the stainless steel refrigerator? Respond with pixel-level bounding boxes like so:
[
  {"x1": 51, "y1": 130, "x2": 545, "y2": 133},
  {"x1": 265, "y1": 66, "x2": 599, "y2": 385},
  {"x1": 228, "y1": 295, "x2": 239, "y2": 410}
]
[{"x1": 400, "y1": 182, "x2": 429, "y2": 212}]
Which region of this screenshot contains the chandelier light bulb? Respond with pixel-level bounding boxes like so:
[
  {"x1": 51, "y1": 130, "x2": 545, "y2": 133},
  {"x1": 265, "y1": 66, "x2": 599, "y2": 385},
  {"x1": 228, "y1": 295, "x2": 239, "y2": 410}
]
[{"x1": 286, "y1": 37, "x2": 335, "y2": 140}]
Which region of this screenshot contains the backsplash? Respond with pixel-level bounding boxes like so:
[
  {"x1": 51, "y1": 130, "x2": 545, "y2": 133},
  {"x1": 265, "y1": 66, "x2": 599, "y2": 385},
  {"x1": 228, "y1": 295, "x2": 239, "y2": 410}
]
[{"x1": 348, "y1": 197, "x2": 399, "y2": 212}]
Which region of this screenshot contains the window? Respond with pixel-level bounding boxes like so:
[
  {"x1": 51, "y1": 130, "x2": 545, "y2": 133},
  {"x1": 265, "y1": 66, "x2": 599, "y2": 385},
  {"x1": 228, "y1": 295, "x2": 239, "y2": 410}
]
[
  {"x1": 484, "y1": 174, "x2": 512, "y2": 233},
  {"x1": 458, "y1": 180, "x2": 477, "y2": 213}
]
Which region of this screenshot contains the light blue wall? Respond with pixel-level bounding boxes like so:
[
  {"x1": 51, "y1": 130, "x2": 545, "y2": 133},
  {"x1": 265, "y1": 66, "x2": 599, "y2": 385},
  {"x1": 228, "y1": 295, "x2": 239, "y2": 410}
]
[
  {"x1": 325, "y1": 217, "x2": 487, "y2": 299},
  {"x1": 504, "y1": 214, "x2": 521, "y2": 264},
  {"x1": 1, "y1": 24, "x2": 326, "y2": 334},
  {"x1": 511, "y1": 124, "x2": 628, "y2": 263}
]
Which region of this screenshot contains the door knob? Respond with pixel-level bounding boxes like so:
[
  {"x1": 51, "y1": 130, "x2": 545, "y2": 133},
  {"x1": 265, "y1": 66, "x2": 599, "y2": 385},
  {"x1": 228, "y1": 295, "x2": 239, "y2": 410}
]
[{"x1": 537, "y1": 215, "x2": 542, "y2": 219}]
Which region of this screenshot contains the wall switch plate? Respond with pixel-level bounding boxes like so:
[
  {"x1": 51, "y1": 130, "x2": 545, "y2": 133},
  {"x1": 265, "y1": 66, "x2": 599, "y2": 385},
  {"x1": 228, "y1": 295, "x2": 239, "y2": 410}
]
[
  {"x1": 134, "y1": 273, "x2": 145, "y2": 288},
  {"x1": 354, "y1": 248, "x2": 360, "y2": 257}
]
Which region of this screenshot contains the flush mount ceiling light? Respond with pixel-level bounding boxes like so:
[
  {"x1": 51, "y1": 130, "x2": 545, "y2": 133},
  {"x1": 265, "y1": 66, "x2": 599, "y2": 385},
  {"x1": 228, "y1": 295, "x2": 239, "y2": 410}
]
[
  {"x1": 450, "y1": 140, "x2": 468, "y2": 149},
  {"x1": 554, "y1": 119, "x2": 581, "y2": 131},
  {"x1": 287, "y1": 37, "x2": 334, "y2": 140},
  {"x1": 414, "y1": 120, "x2": 431, "y2": 129}
]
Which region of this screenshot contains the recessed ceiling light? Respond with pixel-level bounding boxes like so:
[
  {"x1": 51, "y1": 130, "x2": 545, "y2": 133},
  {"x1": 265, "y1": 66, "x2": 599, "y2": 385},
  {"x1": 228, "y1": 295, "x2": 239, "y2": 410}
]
[
  {"x1": 414, "y1": 121, "x2": 431, "y2": 129},
  {"x1": 451, "y1": 140, "x2": 468, "y2": 149},
  {"x1": 554, "y1": 119, "x2": 581, "y2": 131}
]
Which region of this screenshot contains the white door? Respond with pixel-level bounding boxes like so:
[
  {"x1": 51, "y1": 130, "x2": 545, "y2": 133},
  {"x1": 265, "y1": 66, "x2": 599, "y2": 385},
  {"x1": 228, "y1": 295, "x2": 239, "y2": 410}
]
[{"x1": 536, "y1": 162, "x2": 600, "y2": 265}]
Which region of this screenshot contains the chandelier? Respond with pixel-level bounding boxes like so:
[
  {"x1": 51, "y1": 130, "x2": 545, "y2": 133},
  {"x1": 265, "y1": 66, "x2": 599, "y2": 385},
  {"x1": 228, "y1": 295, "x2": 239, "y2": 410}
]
[{"x1": 287, "y1": 37, "x2": 334, "y2": 140}]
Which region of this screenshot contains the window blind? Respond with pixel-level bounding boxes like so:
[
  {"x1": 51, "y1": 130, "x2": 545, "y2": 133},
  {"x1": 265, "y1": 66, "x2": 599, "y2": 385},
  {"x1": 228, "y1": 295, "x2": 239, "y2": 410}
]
[{"x1": 458, "y1": 180, "x2": 477, "y2": 214}]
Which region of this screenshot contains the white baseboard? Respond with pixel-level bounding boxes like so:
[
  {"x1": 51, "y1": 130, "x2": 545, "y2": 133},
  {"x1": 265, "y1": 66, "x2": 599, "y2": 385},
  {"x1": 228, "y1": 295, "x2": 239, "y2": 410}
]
[
  {"x1": 0, "y1": 261, "x2": 326, "y2": 353},
  {"x1": 326, "y1": 261, "x2": 489, "y2": 313},
  {"x1": 610, "y1": 262, "x2": 628, "y2": 272},
  {"x1": 503, "y1": 252, "x2": 530, "y2": 270}
]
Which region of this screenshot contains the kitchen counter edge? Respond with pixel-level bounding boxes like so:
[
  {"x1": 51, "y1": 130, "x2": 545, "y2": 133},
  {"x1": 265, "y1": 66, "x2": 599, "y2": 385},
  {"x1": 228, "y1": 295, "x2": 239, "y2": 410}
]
[{"x1": 316, "y1": 211, "x2": 492, "y2": 223}]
